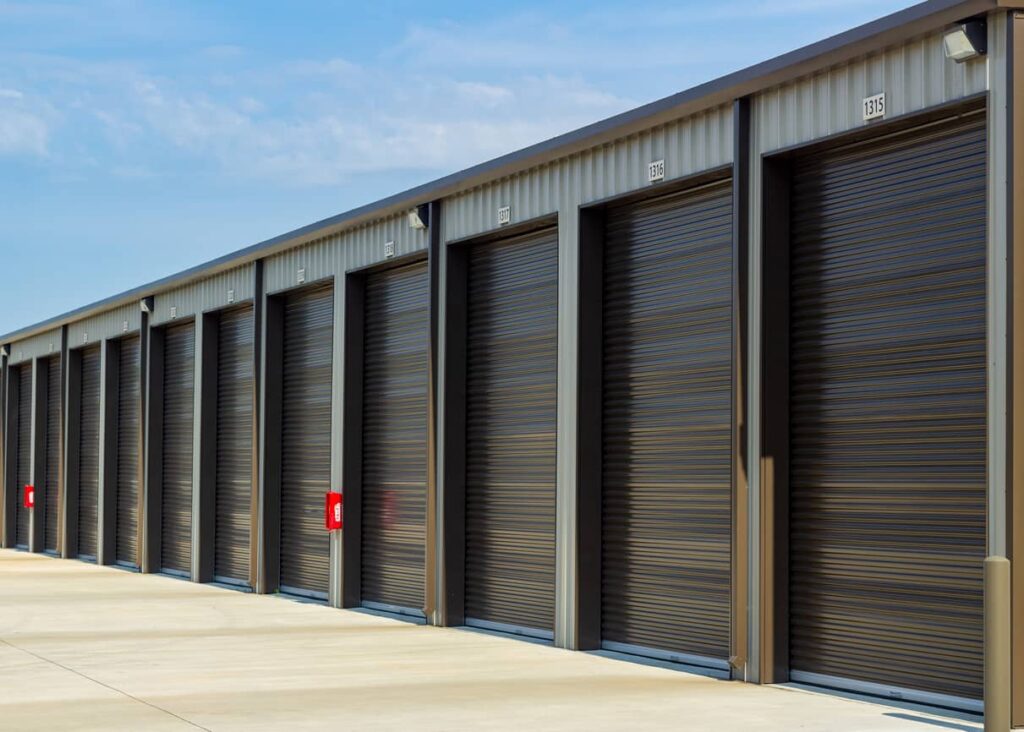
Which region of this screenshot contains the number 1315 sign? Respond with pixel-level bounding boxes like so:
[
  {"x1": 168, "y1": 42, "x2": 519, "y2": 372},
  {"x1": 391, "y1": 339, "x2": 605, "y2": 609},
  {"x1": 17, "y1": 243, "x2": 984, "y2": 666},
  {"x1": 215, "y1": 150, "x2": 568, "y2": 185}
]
[{"x1": 863, "y1": 92, "x2": 886, "y2": 121}]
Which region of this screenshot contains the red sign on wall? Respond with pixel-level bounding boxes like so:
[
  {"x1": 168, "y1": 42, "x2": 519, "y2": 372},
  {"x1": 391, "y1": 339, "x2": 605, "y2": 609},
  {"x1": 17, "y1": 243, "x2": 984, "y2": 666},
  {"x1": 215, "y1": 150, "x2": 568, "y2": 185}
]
[
  {"x1": 325, "y1": 492, "x2": 343, "y2": 531},
  {"x1": 23, "y1": 484, "x2": 34, "y2": 509}
]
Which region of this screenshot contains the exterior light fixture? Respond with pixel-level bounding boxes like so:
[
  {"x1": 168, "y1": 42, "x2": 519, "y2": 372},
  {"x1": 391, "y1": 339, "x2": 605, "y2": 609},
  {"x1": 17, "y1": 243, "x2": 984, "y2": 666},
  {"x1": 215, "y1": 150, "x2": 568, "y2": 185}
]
[
  {"x1": 408, "y1": 203, "x2": 430, "y2": 230},
  {"x1": 943, "y1": 20, "x2": 986, "y2": 62}
]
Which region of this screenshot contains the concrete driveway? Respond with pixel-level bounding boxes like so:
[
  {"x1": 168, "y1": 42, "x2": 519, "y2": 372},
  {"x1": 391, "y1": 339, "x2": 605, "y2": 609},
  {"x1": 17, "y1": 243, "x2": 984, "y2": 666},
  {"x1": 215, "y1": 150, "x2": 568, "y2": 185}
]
[{"x1": 0, "y1": 549, "x2": 983, "y2": 731}]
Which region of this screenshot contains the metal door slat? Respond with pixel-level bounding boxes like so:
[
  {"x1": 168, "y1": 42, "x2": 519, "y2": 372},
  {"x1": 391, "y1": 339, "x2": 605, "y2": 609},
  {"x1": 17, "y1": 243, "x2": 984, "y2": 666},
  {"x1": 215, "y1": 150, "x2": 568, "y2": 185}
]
[
  {"x1": 215, "y1": 306, "x2": 253, "y2": 584},
  {"x1": 361, "y1": 262, "x2": 428, "y2": 611},
  {"x1": 465, "y1": 228, "x2": 558, "y2": 633},
  {"x1": 77, "y1": 346, "x2": 101, "y2": 559},
  {"x1": 162, "y1": 323, "x2": 194, "y2": 576},
  {"x1": 116, "y1": 336, "x2": 140, "y2": 566},
  {"x1": 280, "y1": 284, "x2": 333, "y2": 597},
  {"x1": 787, "y1": 113, "x2": 986, "y2": 703}
]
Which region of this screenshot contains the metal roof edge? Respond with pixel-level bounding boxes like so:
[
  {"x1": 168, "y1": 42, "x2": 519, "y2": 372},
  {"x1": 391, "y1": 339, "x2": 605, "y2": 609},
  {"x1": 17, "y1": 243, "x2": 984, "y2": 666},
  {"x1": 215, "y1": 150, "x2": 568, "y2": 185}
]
[{"x1": 1, "y1": 0, "x2": 1013, "y2": 345}]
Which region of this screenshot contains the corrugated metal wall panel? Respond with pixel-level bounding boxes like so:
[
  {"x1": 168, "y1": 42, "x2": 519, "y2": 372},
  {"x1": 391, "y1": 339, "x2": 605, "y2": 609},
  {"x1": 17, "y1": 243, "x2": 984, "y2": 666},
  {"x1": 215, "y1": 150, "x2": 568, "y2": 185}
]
[
  {"x1": 755, "y1": 31, "x2": 988, "y2": 154},
  {"x1": 15, "y1": 365, "x2": 31, "y2": 548},
  {"x1": 215, "y1": 305, "x2": 254, "y2": 585},
  {"x1": 361, "y1": 261, "x2": 429, "y2": 611},
  {"x1": 264, "y1": 214, "x2": 429, "y2": 295},
  {"x1": 151, "y1": 265, "x2": 254, "y2": 326},
  {"x1": 464, "y1": 228, "x2": 559, "y2": 634},
  {"x1": 601, "y1": 182, "x2": 734, "y2": 662},
  {"x1": 162, "y1": 322, "x2": 195, "y2": 575},
  {"x1": 116, "y1": 336, "x2": 141, "y2": 566},
  {"x1": 8, "y1": 331, "x2": 61, "y2": 366},
  {"x1": 68, "y1": 303, "x2": 141, "y2": 346},
  {"x1": 77, "y1": 346, "x2": 101, "y2": 559},
  {"x1": 280, "y1": 283, "x2": 334, "y2": 597},
  {"x1": 44, "y1": 355, "x2": 60, "y2": 553},
  {"x1": 442, "y1": 106, "x2": 733, "y2": 242},
  {"x1": 787, "y1": 112, "x2": 987, "y2": 703}
]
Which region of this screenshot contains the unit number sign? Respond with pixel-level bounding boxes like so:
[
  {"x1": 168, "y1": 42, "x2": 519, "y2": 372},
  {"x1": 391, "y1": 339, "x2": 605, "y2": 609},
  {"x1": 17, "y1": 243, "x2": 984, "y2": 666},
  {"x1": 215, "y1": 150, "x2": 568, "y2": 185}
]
[{"x1": 862, "y1": 92, "x2": 886, "y2": 121}]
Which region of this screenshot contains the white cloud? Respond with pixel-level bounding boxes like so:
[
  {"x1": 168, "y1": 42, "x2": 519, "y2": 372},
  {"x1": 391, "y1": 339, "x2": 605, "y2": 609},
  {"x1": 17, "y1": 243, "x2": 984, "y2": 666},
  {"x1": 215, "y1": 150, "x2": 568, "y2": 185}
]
[{"x1": 0, "y1": 88, "x2": 51, "y2": 156}]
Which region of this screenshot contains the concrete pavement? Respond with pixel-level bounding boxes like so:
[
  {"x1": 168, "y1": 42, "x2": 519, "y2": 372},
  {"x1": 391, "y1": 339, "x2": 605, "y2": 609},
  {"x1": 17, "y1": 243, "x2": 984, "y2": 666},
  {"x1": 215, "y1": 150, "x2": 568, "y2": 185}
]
[{"x1": 0, "y1": 549, "x2": 983, "y2": 731}]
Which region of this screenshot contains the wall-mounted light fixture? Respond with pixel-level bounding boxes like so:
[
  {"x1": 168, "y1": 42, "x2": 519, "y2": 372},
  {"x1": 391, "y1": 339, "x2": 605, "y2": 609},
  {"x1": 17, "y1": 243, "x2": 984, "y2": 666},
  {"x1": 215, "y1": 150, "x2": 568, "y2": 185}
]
[
  {"x1": 408, "y1": 203, "x2": 430, "y2": 230},
  {"x1": 943, "y1": 20, "x2": 986, "y2": 62}
]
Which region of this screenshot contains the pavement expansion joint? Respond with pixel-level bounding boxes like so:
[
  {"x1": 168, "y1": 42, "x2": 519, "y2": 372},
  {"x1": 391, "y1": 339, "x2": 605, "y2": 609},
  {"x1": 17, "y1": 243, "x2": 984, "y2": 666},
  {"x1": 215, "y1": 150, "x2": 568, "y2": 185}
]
[{"x1": 0, "y1": 637, "x2": 210, "y2": 731}]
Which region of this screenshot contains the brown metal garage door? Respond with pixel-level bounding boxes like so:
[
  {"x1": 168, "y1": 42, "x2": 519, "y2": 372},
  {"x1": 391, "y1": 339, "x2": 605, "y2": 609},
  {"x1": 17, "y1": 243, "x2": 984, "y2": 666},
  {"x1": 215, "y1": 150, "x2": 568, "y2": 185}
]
[
  {"x1": 601, "y1": 181, "x2": 733, "y2": 667},
  {"x1": 14, "y1": 364, "x2": 31, "y2": 549},
  {"x1": 215, "y1": 305, "x2": 254, "y2": 586},
  {"x1": 44, "y1": 355, "x2": 61, "y2": 554},
  {"x1": 116, "y1": 336, "x2": 140, "y2": 567},
  {"x1": 280, "y1": 283, "x2": 333, "y2": 598},
  {"x1": 465, "y1": 228, "x2": 558, "y2": 636},
  {"x1": 361, "y1": 261, "x2": 428, "y2": 614},
  {"x1": 162, "y1": 322, "x2": 195, "y2": 576},
  {"x1": 77, "y1": 346, "x2": 101, "y2": 560},
  {"x1": 787, "y1": 111, "x2": 987, "y2": 706}
]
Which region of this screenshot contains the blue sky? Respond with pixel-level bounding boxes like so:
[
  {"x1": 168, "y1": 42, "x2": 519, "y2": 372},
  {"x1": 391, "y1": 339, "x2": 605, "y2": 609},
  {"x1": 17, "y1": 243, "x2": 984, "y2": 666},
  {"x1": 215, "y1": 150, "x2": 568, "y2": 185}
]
[{"x1": 0, "y1": 0, "x2": 916, "y2": 335}]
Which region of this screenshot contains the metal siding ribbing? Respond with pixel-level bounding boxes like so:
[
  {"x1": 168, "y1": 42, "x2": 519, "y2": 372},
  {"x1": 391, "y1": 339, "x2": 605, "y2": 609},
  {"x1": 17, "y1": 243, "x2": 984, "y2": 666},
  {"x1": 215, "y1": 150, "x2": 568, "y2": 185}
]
[
  {"x1": 280, "y1": 284, "x2": 334, "y2": 596},
  {"x1": 8, "y1": 331, "x2": 61, "y2": 367},
  {"x1": 361, "y1": 262, "x2": 429, "y2": 611},
  {"x1": 443, "y1": 106, "x2": 732, "y2": 242},
  {"x1": 755, "y1": 31, "x2": 988, "y2": 154},
  {"x1": 788, "y1": 113, "x2": 987, "y2": 701},
  {"x1": 601, "y1": 182, "x2": 734, "y2": 662},
  {"x1": 264, "y1": 214, "x2": 429, "y2": 295},
  {"x1": 215, "y1": 305, "x2": 254, "y2": 584},
  {"x1": 68, "y1": 303, "x2": 140, "y2": 347},
  {"x1": 152, "y1": 265, "x2": 254, "y2": 326},
  {"x1": 465, "y1": 228, "x2": 559, "y2": 633},
  {"x1": 15, "y1": 365, "x2": 31, "y2": 547},
  {"x1": 77, "y1": 346, "x2": 101, "y2": 559},
  {"x1": 116, "y1": 336, "x2": 141, "y2": 565},
  {"x1": 162, "y1": 322, "x2": 195, "y2": 575},
  {"x1": 44, "y1": 355, "x2": 60, "y2": 552}
]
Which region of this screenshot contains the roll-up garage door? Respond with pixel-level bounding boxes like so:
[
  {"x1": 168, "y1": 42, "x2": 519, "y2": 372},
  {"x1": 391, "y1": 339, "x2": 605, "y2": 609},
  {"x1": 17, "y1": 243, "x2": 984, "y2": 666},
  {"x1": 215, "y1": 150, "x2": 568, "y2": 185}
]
[
  {"x1": 77, "y1": 346, "x2": 101, "y2": 560},
  {"x1": 361, "y1": 261, "x2": 428, "y2": 613},
  {"x1": 465, "y1": 228, "x2": 558, "y2": 635},
  {"x1": 15, "y1": 365, "x2": 31, "y2": 548},
  {"x1": 215, "y1": 305, "x2": 254, "y2": 585},
  {"x1": 281, "y1": 284, "x2": 333, "y2": 597},
  {"x1": 162, "y1": 322, "x2": 195, "y2": 576},
  {"x1": 788, "y1": 111, "x2": 987, "y2": 705},
  {"x1": 601, "y1": 182, "x2": 733, "y2": 666},
  {"x1": 116, "y1": 336, "x2": 140, "y2": 567},
  {"x1": 44, "y1": 355, "x2": 61, "y2": 553}
]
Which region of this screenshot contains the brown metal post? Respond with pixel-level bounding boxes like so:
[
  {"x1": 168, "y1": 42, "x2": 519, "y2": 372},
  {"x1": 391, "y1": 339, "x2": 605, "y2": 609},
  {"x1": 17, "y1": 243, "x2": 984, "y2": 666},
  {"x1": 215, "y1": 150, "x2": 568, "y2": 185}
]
[
  {"x1": 425, "y1": 200, "x2": 441, "y2": 625},
  {"x1": 1010, "y1": 11, "x2": 1024, "y2": 729},
  {"x1": 731, "y1": 96, "x2": 751, "y2": 678},
  {"x1": 987, "y1": 557, "x2": 1012, "y2": 732}
]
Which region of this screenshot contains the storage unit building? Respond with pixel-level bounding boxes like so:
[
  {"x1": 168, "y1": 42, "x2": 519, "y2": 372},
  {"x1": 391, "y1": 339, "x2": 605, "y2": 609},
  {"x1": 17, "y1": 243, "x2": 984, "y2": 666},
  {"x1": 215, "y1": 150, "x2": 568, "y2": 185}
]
[{"x1": 0, "y1": 2, "x2": 1022, "y2": 724}]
